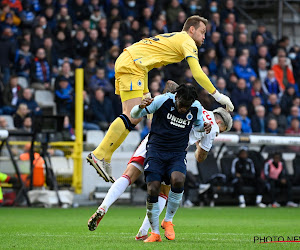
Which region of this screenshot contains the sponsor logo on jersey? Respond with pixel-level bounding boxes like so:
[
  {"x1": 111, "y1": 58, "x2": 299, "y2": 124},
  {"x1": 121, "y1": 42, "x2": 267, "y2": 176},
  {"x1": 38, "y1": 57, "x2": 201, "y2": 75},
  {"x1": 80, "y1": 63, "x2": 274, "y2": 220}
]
[
  {"x1": 144, "y1": 163, "x2": 149, "y2": 170},
  {"x1": 167, "y1": 113, "x2": 191, "y2": 128},
  {"x1": 186, "y1": 111, "x2": 193, "y2": 120},
  {"x1": 170, "y1": 107, "x2": 175, "y2": 111}
]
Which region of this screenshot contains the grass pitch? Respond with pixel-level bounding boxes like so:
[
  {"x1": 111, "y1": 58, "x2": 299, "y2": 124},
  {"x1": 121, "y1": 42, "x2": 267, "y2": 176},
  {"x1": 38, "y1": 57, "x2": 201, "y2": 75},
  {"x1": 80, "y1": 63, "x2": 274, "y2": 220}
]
[{"x1": 1, "y1": 206, "x2": 300, "y2": 249}]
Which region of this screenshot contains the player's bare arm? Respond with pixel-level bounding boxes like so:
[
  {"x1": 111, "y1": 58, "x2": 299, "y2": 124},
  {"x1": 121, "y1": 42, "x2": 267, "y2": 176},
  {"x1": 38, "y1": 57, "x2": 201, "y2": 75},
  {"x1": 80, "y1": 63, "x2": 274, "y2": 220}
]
[{"x1": 195, "y1": 141, "x2": 208, "y2": 163}]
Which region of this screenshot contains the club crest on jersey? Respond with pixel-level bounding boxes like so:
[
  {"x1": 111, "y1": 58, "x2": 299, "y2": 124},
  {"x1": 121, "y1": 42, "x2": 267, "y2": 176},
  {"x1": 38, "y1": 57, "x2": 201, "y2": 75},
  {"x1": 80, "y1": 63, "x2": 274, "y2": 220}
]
[
  {"x1": 170, "y1": 107, "x2": 175, "y2": 111},
  {"x1": 137, "y1": 80, "x2": 142, "y2": 87},
  {"x1": 186, "y1": 111, "x2": 193, "y2": 121}
]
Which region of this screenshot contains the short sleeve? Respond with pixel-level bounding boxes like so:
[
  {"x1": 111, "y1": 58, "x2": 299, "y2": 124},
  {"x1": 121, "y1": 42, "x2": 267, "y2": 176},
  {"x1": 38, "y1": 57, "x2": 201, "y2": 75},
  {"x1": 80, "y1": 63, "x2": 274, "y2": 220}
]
[
  {"x1": 199, "y1": 132, "x2": 216, "y2": 151},
  {"x1": 182, "y1": 39, "x2": 198, "y2": 60}
]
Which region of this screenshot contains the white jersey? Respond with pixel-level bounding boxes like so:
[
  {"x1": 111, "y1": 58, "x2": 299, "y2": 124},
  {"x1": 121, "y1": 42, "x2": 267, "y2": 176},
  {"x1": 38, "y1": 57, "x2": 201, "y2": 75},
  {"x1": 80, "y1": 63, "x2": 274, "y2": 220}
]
[{"x1": 128, "y1": 109, "x2": 219, "y2": 167}]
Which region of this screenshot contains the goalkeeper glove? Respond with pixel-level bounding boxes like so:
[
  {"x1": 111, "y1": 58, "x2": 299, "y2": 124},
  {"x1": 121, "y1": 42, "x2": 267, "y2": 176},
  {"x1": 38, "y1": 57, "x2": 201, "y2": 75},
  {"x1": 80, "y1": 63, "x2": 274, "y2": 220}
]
[{"x1": 211, "y1": 90, "x2": 234, "y2": 112}]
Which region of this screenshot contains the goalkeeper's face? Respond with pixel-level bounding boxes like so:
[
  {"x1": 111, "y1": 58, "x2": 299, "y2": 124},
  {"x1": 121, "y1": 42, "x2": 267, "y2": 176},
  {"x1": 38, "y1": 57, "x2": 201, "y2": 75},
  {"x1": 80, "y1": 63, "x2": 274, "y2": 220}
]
[
  {"x1": 175, "y1": 97, "x2": 192, "y2": 114},
  {"x1": 192, "y1": 21, "x2": 206, "y2": 46}
]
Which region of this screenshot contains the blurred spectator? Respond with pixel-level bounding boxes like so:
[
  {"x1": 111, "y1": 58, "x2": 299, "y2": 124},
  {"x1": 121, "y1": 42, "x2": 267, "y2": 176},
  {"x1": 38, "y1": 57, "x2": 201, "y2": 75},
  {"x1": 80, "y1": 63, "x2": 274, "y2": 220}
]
[
  {"x1": 54, "y1": 30, "x2": 73, "y2": 61},
  {"x1": 271, "y1": 48, "x2": 293, "y2": 71},
  {"x1": 251, "y1": 22, "x2": 273, "y2": 47},
  {"x1": 206, "y1": 31, "x2": 226, "y2": 60},
  {"x1": 0, "y1": 27, "x2": 16, "y2": 85},
  {"x1": 30, "y1": 48, "x2": 51, "y2": 90},
  {"x1": 216, "y1": 77, "x2": 230, "y2": 97},
  {"x1": 231, "y1": 78, "x2": 252, "y2": 108},
  {"x1": 287, "y1": 105, "x2": 300, "y2": 127},
  {"x1": 285, "y1": 118, "x2": 300, "y2": 134},
  {"x1": 89, "y1": 67, "x2": 114, "y2": 95},
  {"x1": 264, "y1": 152, "x2": 298, "y2": 207},
  {"x1": 17, "y1": 88, "x2": 42, "y2": 116},
  {"x1": 251, "y1": 105, "x2": 266, "y2": 133},
  {"x1": 248, "y1": 96, "x2": 262, "y2": 118},
  {"x1": 280, "y1": 85, "x2": 297, "y2": 115},
  {"x1": 266, "y1": 93, "x2": 279, "y2": 113},
  {"x1": 220, "y1": 0, "x2": 239, "y2": 22},
  {"x1": 84, "y1": 58, "x2": 97, "y2": 87},
  {"x1": 19, "y1": 2, "x2": 35, "y2": 29},
  {"x1": 233, "y1": 105, "x2": 252, "y2": 133},
  {"x1": 13, "y1": 103, "x2": 29, "y2": 128},
  {"x1": 254, "y1": 45, "x2": 271, "y2": 69},
  {"x1": 88, "y1": 29, "x2": 104, "y2": 60},
  {"x1": 83, "y1": 90, "x2": 100, "y2": 130},
  {"x1": 231, "y1": 119, "x2": 242, "y2": 134},
  {"x1": 91, "y1": 87, "x2": 115, "y2": 131},
  {"x1": 250, "y1": 78, "x2": 266, "y2": 105},
  {"x1": 201, "y1": 48, "x2": 218, "y2": 78},
  {"x1": 0, "y1": 4, "x2": 21, "y2": 26},
  {"x1": 149, "y1": 80, "x2": 161, "y2": 95},
  {"x1": 44, "y1": 37, "x2": 58, "y2": 75},
  {"x1": 2, "y1": 75, "x2": 23, "y2": 115},
  {"x1": 55, "y1": 78, "x2": 74, "y2": 115},
  {"x1": 266, "y1": 104, "x2": 287, "y2": 134},
  {"x1": 0, "y1": 116, "x2": 9, "y2": 129},
  {"x1": 22, "y1": 116, "x2": 32, "y2": 132},
  {"x1": 236, "y1": 33, "x2": 251, "y2": 56},
  {"x1": 31, "y1": 26, "x2": 45, "y2": 54},
  {"x1": 266, "y1": 118, "x2": 278, "y2": 134},
  {"x1": 0, "y1": 12, "x2": 20, "y2": 38},
  {"x1": 55, "y1": 61, "x2": 74, "y2": 89},
  {"x1": 272, "y1": 56, "x2": 295, "y2": 91},
  {"x1": 255, "y1": 58, "x2": 268, "y2": 85},
  {"x1": 166, "y1": 0, "x2": 183, "y2": 25},
  {"x1": 72, "y1": 29, "x2": 89, "y2": 59},
  {"x1": 43, "y1": 6, "x2": 56, "y2": 30},
  {"x1": 71, "y1": 0, "x2": 91, "y2": 26},
  {"x1": 262, "y1": 69, "x2": 282, "y2": 97},
  {"x1": 106, "y1": 28, "x2": 121, "y2": 50},
  {"x1": 231, "y1": 147, "x2": 266, "y2": 208},
  {"x1": 14, "y1": 40, "x2": 32, "y2": 79},
  {"x1": 55, "y1": 11, "x2": 72, "y2": 36},
  {"x1": 170, "y1": 10, "x2": 186, "y2": 32},
  {"x1": 234, "y1": 55, "x2": 257, "y2": 87},
  {"x1": 1, "y1": 0, "x2": 22, "y2": 14},
  {"x1": 217, "y1": 57, "x2": 234, "y2": 84}
]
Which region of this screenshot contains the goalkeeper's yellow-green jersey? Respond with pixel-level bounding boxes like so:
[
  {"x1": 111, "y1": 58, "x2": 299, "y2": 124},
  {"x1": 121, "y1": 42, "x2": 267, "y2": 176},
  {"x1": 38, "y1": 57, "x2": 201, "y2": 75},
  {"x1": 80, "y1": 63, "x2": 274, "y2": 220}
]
[
  {"x1": 0, "y1": 172, "x2": 9, "y2": 202},
  {"x1": 125, "y1": 31, "x2": 198, "y2": 72}
]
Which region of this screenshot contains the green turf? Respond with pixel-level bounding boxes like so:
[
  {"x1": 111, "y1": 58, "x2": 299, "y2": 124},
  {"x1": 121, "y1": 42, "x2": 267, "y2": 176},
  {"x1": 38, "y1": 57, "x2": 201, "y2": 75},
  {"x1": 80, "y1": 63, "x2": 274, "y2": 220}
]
[{"x1": 1, "y1": 206, "x2": 300, "y2": 249}]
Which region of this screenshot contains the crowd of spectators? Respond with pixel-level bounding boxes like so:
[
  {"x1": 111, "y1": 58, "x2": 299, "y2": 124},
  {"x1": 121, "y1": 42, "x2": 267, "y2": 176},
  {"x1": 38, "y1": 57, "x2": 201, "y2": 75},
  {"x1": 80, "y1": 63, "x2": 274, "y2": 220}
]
[{"x1": 0, "y1": 0, "x2": 299, "y2": 139}]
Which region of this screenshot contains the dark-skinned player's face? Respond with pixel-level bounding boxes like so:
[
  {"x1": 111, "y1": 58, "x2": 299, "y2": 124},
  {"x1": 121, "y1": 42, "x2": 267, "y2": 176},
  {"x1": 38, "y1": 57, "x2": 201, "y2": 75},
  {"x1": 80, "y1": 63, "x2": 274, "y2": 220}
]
[{"x1": 175, "y1": 97, "x2": 192, "y2": 114}]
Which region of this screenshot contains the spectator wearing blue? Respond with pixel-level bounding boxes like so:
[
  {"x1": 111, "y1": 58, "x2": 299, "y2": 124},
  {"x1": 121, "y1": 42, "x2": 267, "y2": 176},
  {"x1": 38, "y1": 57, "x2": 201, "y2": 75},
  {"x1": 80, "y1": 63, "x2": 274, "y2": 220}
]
[
  {"x1": 216, "y1": 77, "x2": 230, "y2": 98},
  {"x1": 220, "y1": 0, "x2": 239, "y2": 22},
  {"x1": 236, "y1": 33, "x2": 251, "y2": 56},
  {"x1": 250, "y1": 34, "x2": 265, "y2": 58},
  {"x1": 262, "y1": 69, "x2": 282, "y2": 97},
  {"x1": 83, "y1": 90, "x2": 100, "y2": 130},
  {"x1": 43, "y1": 6, "x2": 56, "y2": 30},
  {"x1": 251, "y1": 105, "x2": 266, "y2": 133},
  {"x1": 218, "y1": 57, "x2": 234, "y2": 84},
  {"x1": 206, "y1": 31, "x2": 226, "y2": 60},
  {"x1": 234, "y1": 55, "x2": 257, "y2": 87},
  {"x1": 71, "y1": 0, "x2": 91, "y2": 26},
  {"x1": 30, "y1": 48, "x2": 51, "y2": 90},
  {"x1": 19, "y1": 2, "x2": 35, "y2": 29},
  {"x1": 233, "y1": 105, "x2": 252, "y2": 133},
  {"x1": 231, "y1": 78, "x2": 252, "y2": 108},
  {"x1": 0, "y1": 13, "x2": 20, "y2": 38},
  {"x1": 17, "y1": 88, "x2": 42, "y2": 116},
  {"x1": 55, "y1": 78, "x2": 74, "y2": 115},
  {"x1": 14, "y1": 40, "x2": 32, "y2": 79},
  {"x1": 91, "y1": 87, "x2": 115, "y2": 131},
  {"x1": 89, "y1": 68, "x2": 114, "y2": 95}
]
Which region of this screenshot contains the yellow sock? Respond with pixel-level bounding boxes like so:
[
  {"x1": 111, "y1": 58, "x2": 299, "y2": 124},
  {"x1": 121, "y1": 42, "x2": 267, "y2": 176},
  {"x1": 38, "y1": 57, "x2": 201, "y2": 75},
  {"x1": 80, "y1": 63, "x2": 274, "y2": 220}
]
[{"x1": 93, "y1": 117, "x2": 130, "y2": 162}]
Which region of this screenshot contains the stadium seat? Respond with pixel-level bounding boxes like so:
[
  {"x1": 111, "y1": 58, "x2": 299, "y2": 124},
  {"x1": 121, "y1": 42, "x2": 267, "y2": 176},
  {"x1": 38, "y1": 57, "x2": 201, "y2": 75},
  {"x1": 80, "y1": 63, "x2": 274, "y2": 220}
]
[
  {"x1": 197, "y1": 153, "x2": 223, "y2": 183},
  {"x1": 18, "y1": 77, "x2": 29, "y2": 89},
  {"x1": 0, "y1": 115, "x2": 16, "y2": 130},
  {"x1": 50, "y1": 156, "x2": 73, "y2": 175},
  {"x1": 35, "y1": 90, "x2": 56, "y2": 115},
  {"x1": 86, "y1": 130, "x2": 104, "y2": 148},
  {"x1": 120, "y1": 130, "x2": 141, "y2": 152},
  {"x1": 220, "y1": 155, "x2": 235, "y2": 182}
]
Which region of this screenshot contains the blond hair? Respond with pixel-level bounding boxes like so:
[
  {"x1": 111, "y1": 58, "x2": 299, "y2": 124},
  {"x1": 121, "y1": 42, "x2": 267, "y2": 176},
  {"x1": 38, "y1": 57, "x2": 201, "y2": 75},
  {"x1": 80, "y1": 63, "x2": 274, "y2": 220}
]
[{"x1": 182, "y1": 15, "x2": 208, "y2": 31}]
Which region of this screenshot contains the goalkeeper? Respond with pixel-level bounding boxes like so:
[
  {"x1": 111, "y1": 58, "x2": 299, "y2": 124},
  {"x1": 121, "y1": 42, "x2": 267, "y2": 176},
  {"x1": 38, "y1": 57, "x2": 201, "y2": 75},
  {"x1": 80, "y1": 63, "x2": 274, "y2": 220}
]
[{"x1": 87, "y1": 15, "x2": 234, "y2": 183}]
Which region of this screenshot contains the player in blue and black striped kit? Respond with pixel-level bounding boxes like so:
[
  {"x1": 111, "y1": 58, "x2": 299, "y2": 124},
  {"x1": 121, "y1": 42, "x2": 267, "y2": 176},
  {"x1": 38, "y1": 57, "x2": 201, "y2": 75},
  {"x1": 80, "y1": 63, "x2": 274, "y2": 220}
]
[{"x1": 131, "y1": 83, "x2": 211, "y2": 242}]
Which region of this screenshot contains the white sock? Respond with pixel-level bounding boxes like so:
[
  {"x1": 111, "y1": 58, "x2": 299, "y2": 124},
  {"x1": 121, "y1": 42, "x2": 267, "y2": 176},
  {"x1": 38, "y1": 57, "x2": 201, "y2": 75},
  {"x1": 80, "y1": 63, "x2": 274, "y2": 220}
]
[
  {"x1": 138, "y1": 194, "x2": 167, "y2": 235},
  {"x1": 239, "y1": 195, "x2": 245, "y2": 204},
  {"x1": 256, "y1": 195, "x2": 262, "y2": 204},
  {"x1": 164, "y1": 190, "x2": 183, "y2": 222},
  {"x1": 147, "y1": 201, "x2": 160, "y2": 234},
  {"x1": 99, "y1": 175, "x2": 130, "y2": 213}
]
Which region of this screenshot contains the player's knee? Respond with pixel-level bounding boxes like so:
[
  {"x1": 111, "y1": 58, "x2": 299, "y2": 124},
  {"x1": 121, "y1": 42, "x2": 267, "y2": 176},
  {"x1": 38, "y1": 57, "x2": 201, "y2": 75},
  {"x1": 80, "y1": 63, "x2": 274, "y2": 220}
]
[
  {"x1": 119, "y1": 114, "x2": 137, "y2": 131},
  {"x1": 147, "y1": 181, "x2": 160, "y2": 197},
  {"x1": 170, "y1": 173, "x2": 185, "y2": 189}
]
